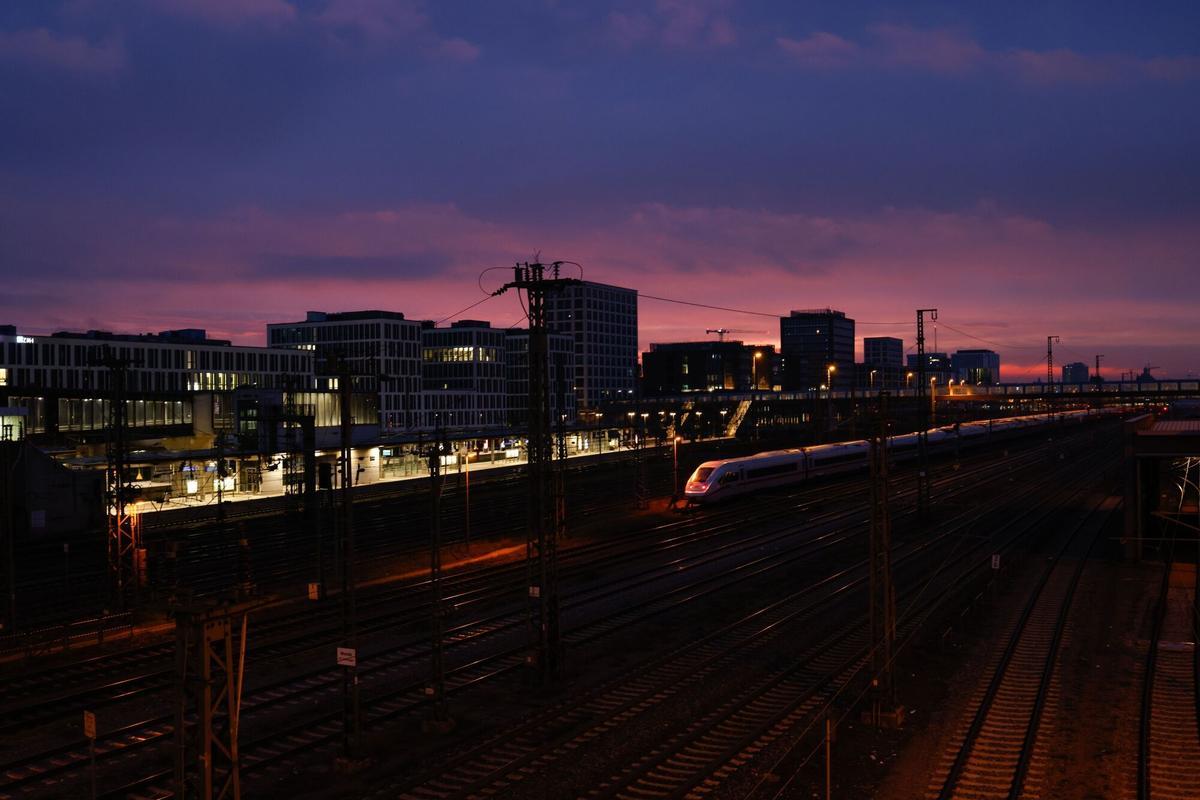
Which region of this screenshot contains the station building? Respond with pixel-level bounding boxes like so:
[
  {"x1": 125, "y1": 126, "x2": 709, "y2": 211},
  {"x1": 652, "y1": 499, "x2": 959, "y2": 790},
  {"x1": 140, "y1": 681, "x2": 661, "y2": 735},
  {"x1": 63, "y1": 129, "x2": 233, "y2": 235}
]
[{"x1": 0, "y1": 326, "x2": 313, "y2": 439}]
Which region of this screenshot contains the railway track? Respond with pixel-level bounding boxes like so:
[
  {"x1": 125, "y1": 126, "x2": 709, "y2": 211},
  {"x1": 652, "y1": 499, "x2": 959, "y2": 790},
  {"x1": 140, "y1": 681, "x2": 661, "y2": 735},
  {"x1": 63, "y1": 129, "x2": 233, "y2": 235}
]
[
  {"x1": 925, "y1": 494, "x2": 1116, "y2": 800},
  {"x1": 0, "y1": 429, "x2": 1040, "y2": 726},
  {"x1": 373, "y1": 432, "x2": 1118, "y2": 800},
  {"x1": 0, "y1": 425, "x2": 1108, "y2": 799},
  {"x1": 1137, "y1": 545, "x2": 1200, "y2": 800},
  {"x1": 595, "y1": 463, "x2": 1118, "y2": 800}
]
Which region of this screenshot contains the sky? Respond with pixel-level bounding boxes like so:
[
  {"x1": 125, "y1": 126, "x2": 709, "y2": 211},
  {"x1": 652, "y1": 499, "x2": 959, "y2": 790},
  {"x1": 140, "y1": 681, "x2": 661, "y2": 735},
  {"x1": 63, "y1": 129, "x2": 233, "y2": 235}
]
[{"x1": 1, "y1": 1, "x2": 1197, "y2": 381}]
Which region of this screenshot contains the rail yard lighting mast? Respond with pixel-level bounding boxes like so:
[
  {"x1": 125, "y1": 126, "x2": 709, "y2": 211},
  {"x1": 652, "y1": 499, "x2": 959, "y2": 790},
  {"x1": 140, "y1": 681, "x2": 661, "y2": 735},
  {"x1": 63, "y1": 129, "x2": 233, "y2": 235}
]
[{"x1": 915, "y1": 308, "x2": 938, "y2": 518}]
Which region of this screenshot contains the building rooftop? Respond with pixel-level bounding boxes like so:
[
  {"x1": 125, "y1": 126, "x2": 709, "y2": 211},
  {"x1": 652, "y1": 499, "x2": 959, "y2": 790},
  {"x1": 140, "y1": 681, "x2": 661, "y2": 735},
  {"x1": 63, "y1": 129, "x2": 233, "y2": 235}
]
[{"x1": 39, "y1": 328, "x2": 237, "y2": 346}]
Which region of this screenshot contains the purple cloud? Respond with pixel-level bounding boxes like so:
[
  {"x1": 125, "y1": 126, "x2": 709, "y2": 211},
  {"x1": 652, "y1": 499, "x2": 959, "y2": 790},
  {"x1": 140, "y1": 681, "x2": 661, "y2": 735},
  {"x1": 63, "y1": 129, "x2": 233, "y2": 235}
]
[{"x1": 0, "y1": 28, "x2": 124, "y2": 75}]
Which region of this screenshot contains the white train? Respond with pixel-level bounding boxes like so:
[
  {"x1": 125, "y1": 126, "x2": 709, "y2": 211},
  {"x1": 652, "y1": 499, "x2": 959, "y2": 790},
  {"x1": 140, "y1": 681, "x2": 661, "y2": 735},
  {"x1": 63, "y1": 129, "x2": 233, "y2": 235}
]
[{"x1": 683, "y1": 410, "x2": 1096, "y2": 505}]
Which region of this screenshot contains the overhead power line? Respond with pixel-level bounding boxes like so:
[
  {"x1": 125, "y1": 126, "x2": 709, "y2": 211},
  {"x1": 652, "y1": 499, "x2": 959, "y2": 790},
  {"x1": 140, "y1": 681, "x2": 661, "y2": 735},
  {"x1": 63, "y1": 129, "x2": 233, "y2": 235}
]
[
  {"x1": 934, "y1": 321, "x2": 1044, "y2": 351},
  {"x1": 637, "y1": 292, "x2": 907, "y2": 325},
  {"x1": 435, "y1": 294, "x2": 496, "y2": 326}
]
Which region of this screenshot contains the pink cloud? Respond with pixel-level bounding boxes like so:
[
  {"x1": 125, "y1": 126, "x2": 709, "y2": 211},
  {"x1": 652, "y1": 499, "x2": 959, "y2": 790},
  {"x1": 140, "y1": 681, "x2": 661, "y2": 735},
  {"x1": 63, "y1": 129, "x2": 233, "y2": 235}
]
[
  {"x1": 315, "y1": 0, "x2": 426, "y2": 43},
  {"x1": 779, "y1": 23, "x2": 1200, "y2": 86},
  {"x1": 436, "y1": 36, "x2": 481, "y2": 63},
  {"x1": 607, "y1": 0, "x2": 736, "y2": 51},
  {"x1": 0, "y1": 28, "x2": 124, "y2": 75},
  {"x1": 869, "y1": 23, "x2": 985, "y2": 74},
  {"x1": 312, "y1": 0, "x2": 480, "y2": 61},
  {"x1": 1, "y1": 196, "x2": 1196, "y2": 380},
  {"x1": 776, "y1": 32, "x2": 861, "y2": 69}
]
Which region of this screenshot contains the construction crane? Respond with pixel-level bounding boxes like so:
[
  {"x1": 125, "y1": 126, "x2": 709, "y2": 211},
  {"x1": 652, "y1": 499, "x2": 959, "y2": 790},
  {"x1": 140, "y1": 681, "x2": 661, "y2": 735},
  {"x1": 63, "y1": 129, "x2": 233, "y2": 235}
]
[{"x1": 705, "y1": 328, "x2": 764, "y2": 343}]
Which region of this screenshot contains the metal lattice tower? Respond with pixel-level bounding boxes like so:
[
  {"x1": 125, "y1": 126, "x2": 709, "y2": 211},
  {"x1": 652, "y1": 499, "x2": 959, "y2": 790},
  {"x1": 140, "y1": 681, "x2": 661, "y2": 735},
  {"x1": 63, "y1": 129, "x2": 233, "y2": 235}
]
[
  {"x1": 1047, "y1": 335, "x2": 1060, "y2": 387},
  {"x1": 173, "y1": 604, "x2": 248, "y2": 800},
  {"x1": 91, "y1": 345, "x2": 144, "y2": 609},
  {"x1": 915, "y1": 309, "x2": 937, "y2": 519},
  {"x1": 497, "y1": 261, "x2": 578, "y2": 684}
]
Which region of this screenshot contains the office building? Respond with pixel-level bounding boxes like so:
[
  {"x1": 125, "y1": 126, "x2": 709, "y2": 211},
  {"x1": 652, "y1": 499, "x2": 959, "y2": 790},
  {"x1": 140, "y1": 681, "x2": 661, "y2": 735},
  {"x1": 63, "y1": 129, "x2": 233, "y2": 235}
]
[
  {"x1": 951, "y1": 349, "x2": 1001, "y2": 385},
  {"x1": 864, "y1": 337, "x2": 903, "y2": 369},
  {"x1": 544, "y1": 281, "x2": 638, "y2": 408},
  {"x1": 779, "y1": 309, "x2": 855, "y2": 390},
  {"x1": 907, "y1": 351, "x2": 955, "y2": 385},
  {"x1": 640, "y1": 341, "x2": 775, "y2": 396},
  {"x1": 504, "y1": 329, "x2": 577, "y2": 428},
  {"x1": 419, "y1": 320, "x2": 508, "y2": 430},
  {"x1": 862, "y1": 336, "x2": 905, "y2": 390},
  {"x1": 267, "y1": 310, "x2": 422, "y2": 431},
  {"x1": 1062, "y1": 362, "x2": 1089, "y2": 384},
  {"x1": 1, "y1": 326, "x2": 312, "y2": 437}
]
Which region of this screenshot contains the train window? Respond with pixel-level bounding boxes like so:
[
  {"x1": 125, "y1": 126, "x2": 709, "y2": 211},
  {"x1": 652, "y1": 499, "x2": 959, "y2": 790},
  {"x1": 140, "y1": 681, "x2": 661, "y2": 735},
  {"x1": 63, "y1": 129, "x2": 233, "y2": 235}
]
[
  {"x1": 746, "y1": 462, "x2": 798, "y2": 480},
  {"x1": 720, "y1": 472, "x2": 740, "y2": 484},
  {"x1": 695, "y1": 467, "x2": 715, "y2": 481}
]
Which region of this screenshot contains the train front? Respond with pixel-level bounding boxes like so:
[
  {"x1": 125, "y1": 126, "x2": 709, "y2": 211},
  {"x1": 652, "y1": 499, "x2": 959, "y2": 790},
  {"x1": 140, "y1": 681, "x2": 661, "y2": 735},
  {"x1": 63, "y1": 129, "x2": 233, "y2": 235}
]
[{"x1": 683, "y1": 462, "x2": 722, "y2": 504}]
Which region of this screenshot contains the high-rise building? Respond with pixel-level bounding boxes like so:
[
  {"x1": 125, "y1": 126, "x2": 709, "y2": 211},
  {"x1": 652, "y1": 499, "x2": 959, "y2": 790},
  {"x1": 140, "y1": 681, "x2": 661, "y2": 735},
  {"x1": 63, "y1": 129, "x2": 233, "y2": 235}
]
[
  {"x1": 1062, "y1": 362, "x2": 1089, "y2": 384},
  {"x1": 779, "y1": 309, "x2": 855, "y2": 390},
  {"x1": 951, "y1": 349, "x2": 1001, "y2": 385},
  {"x1": 420, "y1": 320, "x2": 508, "y2": 430},
  {"x1": 544, "y1": 281, "x2": 638, "y2": 408},
  {"x1": 504, "y1": 329, "x2": 576, "y2": 428},
  {"x1": 267, "y1": 310, "x2": 423, "y2": 431}
]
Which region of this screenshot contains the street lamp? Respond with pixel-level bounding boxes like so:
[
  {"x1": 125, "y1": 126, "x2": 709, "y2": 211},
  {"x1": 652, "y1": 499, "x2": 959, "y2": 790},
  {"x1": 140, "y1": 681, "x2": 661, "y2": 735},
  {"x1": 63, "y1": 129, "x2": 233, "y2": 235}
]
[
  {"x1": 719, "y1": 408, "x2": 728, "y2": 437},
  {"x1": 906, "y1": 371, "x2": 914, "y2": 390},
  {"x1": 626, "y1": 411, "x2": 635, "y2": 450},
  {"x1": 596, "y1": 411, "x2": 604, "y2": 454},
  {"x1": 869, "y1": 369, "x2": 877, "y2": 389},
  {"x1": 695, "y1": 411, "x2": 703, "y2": 440},
  {"x1": 826, "y1": 364, "x2": 837, "y2": 436},
  {"x1": 672, "y1": 435, "x2": 680, "y2": 503},
  {"x1": 930, "y1": 376, "x2": 938, "y2": 425},
  {"x1": 753, "y1": 350, "x2": 764, "y2": 389}
]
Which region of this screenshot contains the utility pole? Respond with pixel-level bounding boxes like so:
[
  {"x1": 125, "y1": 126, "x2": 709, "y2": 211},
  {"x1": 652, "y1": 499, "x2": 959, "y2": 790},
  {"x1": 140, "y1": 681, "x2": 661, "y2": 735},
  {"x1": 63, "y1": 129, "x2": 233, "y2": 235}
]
[
  {"x1": 494, "y1": 261, "x2": 578, "y2": 684},
  {"x1": 0, "y1": 429, "x2": 19, "y2": 634},
  {"x1": 1094, "y1": 354, "x2": 1105, "y2": 384},
  {"x1": 424, "y1": 420, "x2": 453, "y2": 732},
  {"x1": 634, "y1": 409, "x2": 647, "y2": 509},
  {"x1": 91, "y1": 346, "x2": 145, "y2": 610},
  {"x1": 915, "y1": 309, "x2": 937, "y2": 518},
  {"x1": 325, "y1": 357, "x2": 362, "y2": 762},
  {"x1": 1046, "y1": 336, "x2": 1060, "y2": 387},
  {"x1": 867, "y1": 392, "x2": 900, "y2": 726}
]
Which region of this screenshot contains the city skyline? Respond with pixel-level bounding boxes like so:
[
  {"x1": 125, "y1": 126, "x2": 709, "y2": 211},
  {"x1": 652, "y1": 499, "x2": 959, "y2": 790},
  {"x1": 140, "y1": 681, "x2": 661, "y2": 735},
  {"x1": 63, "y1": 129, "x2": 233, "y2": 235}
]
[{"x1": 2, "y1": 2, "x2": 1197, "y2": 380}]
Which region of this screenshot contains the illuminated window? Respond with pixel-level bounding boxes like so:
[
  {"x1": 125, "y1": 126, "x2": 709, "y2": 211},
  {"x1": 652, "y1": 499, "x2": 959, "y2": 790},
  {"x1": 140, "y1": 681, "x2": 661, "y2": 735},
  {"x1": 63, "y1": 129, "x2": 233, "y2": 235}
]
[{"x1": 0, "y1": 367, "x2": 6, "y2": 386}]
